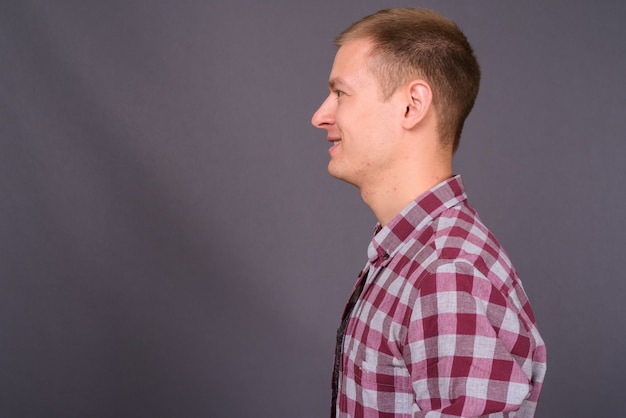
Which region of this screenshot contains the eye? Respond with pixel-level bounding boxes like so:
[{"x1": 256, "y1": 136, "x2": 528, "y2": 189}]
[{"x1": 335, "y1": 90, "x2": 345, "y2": 98}]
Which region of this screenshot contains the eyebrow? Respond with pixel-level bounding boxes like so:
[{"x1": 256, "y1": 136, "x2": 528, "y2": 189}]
[{"x1": 328, "y1": 78, "x2": 349, "y2": 91}]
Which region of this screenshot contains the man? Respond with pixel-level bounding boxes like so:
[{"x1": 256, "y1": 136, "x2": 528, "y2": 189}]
[{"x1": 311, "y1": 8, "x2": 546, "y2": 417}]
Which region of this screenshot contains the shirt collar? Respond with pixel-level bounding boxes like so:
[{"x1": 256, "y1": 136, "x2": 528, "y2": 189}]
[{"x1": 367, "y1": 174, "x2": 467, "y2": 268}]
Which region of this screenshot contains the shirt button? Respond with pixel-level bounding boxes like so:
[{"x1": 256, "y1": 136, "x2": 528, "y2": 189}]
[{"x1": 383, "y1": 253, "x2": 390, "y2": 260}]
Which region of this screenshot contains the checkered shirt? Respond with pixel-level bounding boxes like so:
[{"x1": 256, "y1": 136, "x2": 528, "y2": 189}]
[{"x1": 333, "y1": 175, "x2": 546, "y2": 417}]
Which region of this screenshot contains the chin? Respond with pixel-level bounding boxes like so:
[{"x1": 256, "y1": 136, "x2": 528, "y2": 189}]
[
  {"x1": 327, "y1": 163, "x2": 344, "y2": 180},
  {"x1": 328, "y1": 167, "x2": 359, "y2": 188}
]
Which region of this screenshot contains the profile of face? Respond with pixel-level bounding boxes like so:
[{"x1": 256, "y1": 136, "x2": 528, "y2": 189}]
[{"x1": 311, "y1": 39, "x2": 407, "y2": 189}]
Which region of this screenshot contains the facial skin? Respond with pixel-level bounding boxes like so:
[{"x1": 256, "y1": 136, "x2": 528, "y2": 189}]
[
  {"x1": 312, "y1": 38, "x2": 450, "y2": 226},
  {"x1": 311, "y1": 39, "x2": 408, "y2": 190}
]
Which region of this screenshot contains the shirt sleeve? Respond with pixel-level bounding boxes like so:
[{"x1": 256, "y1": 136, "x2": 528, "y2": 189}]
[{"x1": 405, "y1": 261, "x2": 534, "y2": 417}]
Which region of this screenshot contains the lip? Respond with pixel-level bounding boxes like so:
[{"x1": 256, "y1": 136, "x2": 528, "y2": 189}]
[{"x1": 328, "y1": 138, "x2": 341, "y2": 154}]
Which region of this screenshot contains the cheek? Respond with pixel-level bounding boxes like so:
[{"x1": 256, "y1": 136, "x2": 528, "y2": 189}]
[{"x1": 336, "y1": 103, "x2": 369, "y2": 133}]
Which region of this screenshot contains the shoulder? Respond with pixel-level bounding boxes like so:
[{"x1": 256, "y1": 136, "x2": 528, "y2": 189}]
[{"x1": 429, "y1": 203, "x2": 518, "y2": 292}]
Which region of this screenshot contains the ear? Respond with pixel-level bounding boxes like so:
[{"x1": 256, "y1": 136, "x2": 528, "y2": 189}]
[{"x1": 401, "y1": 80, "x2": 432, "y2": 130}]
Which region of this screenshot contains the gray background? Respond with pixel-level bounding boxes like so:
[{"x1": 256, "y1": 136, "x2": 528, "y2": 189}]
[{"x1": 1, "y1": 1, "x2": 624, "y2": 417}]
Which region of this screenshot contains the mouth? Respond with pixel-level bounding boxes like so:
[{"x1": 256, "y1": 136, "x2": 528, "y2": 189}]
[{"x1": 328, "y1": 140, "x2": 341, "y2": 156}]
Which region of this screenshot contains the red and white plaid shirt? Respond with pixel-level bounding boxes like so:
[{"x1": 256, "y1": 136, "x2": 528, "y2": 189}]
[{"x1": 334, "y1": 175, "x2": 546, "y2": 417}]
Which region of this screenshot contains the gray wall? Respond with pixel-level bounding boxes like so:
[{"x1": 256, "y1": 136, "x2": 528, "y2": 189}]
[{"x1": 1, "y1": 1, "x2": 624, "y2": 417}]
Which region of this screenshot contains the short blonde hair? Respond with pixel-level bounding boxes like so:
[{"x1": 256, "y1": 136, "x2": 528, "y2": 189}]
[{"x1": 335, "y1": 8, "x2": 481, "y2": 152}]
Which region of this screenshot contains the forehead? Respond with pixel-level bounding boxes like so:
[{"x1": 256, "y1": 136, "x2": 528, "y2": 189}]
[{"x1": 329, "y1": 39, "x2": 379, "y2": 90}]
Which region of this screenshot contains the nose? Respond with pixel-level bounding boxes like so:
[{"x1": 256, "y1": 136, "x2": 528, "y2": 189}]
[{"x1": 311, "y1": 95, "x2": 335, "y2": 129}]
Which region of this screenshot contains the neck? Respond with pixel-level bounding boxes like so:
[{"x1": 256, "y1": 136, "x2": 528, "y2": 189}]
[{"x1": 360, "y1": 153, "x2": 452, "y2": 227}]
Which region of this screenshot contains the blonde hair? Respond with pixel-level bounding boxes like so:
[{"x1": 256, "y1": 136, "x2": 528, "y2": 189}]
[{"x1": 335, "y1": 8, "x2": 480, "y2": 152}]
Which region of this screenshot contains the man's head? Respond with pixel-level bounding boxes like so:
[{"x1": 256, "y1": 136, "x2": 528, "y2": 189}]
[{"x1": 334, "y1": 8, "x2": 480, "y2": 152}]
